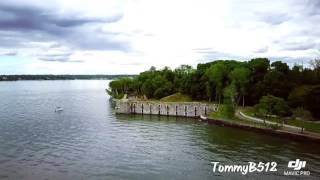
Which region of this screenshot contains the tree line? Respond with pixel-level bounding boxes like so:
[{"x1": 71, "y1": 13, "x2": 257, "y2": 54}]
[{"x1": 108, "y1": 58, "x2": 320, "y2": 119}]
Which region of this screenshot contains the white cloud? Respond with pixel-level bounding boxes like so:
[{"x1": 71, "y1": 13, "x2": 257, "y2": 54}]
[{"x1": 0, "y1": 0, "x2": 319, "y2": 74}]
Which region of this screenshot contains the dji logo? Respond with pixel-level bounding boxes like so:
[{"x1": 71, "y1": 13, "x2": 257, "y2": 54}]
[
  {"x1": 288, "y1": 159, "x2": 306, "y2": 170},
  {"x1": 284, "y1": 159, "x2": 309, "y2": 176}
]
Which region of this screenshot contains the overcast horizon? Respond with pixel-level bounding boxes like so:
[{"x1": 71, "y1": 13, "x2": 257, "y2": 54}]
[{"x1": 0, "y1": 0, "x2": 319, "y2": 75}]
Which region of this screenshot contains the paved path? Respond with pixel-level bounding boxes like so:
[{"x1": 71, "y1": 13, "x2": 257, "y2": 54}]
[{"x1": 236, "y1": 110, "x2": 302, "y2": 133}]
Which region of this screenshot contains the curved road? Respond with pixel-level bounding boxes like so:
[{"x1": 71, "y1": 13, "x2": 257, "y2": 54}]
[{"x1": 236, "y1": 110, "x2": 302, "y2": 133}]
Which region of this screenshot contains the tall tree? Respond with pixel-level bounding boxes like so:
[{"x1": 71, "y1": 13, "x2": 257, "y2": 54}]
[
  {"x1": 248, "y1": 58, "x2": 270, "y2": 82},
  {"x1": 230, "y1": 67, "x2": 251, "y2": 106},
  {"x1": 205, "y1": 62, "x2": 228, "y2": 103},
  {"x1": 223, "y1": 82, "x2": 238, "y2": 107},
  {"x1": 271, "y1": 61, "x2": 289, "y2": 74},
  {"x1": 263, "y1": 71, "x2": 291, "y2": 99},
  {"x1": 305, "y1": 86, "x2": 320, "y2": 118},
  {"x1": 247, "y1": 58, "x2": 270, "y2": 105}
]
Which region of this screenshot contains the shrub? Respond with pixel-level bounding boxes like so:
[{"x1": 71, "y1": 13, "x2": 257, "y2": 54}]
[
  {"x1": 220, "y1": 104, "x2": 235, "y2": 119},
  {"x1": 293, "y1": 107, "x2": 313, "y2": 121},
  {"x1": 255, "y1": 95, "x2": 291, "y2": 117}
]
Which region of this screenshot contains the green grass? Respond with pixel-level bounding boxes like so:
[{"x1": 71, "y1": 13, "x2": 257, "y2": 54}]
[
  {"x1": 208, "y1": 105, "x2": 274, "y2": 129},
  {"x1": 241, "y1": 107, "x2": 320, "y2": 133},
  {"x1": 209, "y1": 104, "x2": 233, "y2": 119},
  {"x1": 160, "y1": 93, "x2": 192, "y2": 102}
]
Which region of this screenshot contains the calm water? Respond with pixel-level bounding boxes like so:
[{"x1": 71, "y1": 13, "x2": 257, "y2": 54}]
[{"x1": 0, "y1": 80, "x2": 319, "y2": 180}]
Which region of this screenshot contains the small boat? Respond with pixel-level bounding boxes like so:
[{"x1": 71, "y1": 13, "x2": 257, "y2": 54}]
[
  {"x1": 55, "y1": 107, "x2": 63, "y2": 112},
  {"x1": 199, "y1": 115, "x2": 208, "y2": 121}
]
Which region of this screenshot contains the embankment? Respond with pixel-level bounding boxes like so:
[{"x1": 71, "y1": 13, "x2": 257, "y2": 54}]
[
  {"x1": 114, "y1": 100, "x2": 218, "y2": 117},
  {"x1": 112, "y1": 99, "x2": 320, "y2": 142}
]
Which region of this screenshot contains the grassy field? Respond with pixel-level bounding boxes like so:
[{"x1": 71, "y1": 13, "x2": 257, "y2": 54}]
[
  {"x1": 160, "y1": 93, "x2": 192, "y2": 102},
  {"x1": 208, "y1": 105, "x2": 280, "y2": 130},
  {"x1": 240, "y1": 107, "x2": 320, "y2": 133}
]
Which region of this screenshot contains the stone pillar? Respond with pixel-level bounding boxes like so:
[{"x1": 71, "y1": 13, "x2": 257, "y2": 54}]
[
  {"x1": 205, "y1": 106, "x2": 207, "y2": 115},
  {"x1": 141, "y1": 103, "x2": 144, "y2": 114},
  {"x1": 184, "y1": 106, "x2": 187, "y2": 116}
]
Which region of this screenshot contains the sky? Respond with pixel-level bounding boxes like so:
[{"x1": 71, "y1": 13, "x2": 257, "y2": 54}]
[{"x1": 0, "y1": 0, "x2": 319, "y2": 75}]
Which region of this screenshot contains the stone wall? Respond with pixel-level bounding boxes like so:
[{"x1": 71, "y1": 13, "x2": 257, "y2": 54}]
[{"x1": 114, "y1": 100, "x2": 218, "y2": 117}]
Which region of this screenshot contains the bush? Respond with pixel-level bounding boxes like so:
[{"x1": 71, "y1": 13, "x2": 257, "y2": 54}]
[
  {"x1": 220, "y1": 104, "x2": 235, "y2": 119},
  {"x1": 153, "y1": 87, "x2": 170, "y2": 99},
  {"x1": 292, "y1": 107, "x2": 313, "y2": 121},
  {"x1": 255, "y1": 95, "x2": 291, "y2": 117},
  {"x1": 254, "y1": 104, "x2": 267, "y2": 117}
]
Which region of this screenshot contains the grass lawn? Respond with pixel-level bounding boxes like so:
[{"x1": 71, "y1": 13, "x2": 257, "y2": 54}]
[
  {"x1": 241, "y1": 107, "x2": 320, "y2": 133},
  {"x1": 208, "y1": 105, "x2": 278, "y2": 129},
  {"x1": 160, "y1": 93, "x2": 192, "y2": 102}
]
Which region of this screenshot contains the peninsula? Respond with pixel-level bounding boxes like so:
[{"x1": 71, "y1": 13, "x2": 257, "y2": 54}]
[{"x1": 108, "y1": 58, "x2": 320, "y2": 141}]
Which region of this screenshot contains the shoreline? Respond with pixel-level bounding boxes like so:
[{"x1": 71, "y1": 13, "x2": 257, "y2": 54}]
[
  {"x1": 121, "y1": 113, "x2": 320, "y2": 143},
  {"x1": 206, "y1": 117, "x2": 320, "y2": 143},
  {"x1": 116, "y1": 111, "x2": 320, "y2": 143},
  {"x1": 113, "y1": 99, "x2": 320, "y2": 143},
  {"x1": 114, "y1": 106, "x2": 320, "y2": 143}
]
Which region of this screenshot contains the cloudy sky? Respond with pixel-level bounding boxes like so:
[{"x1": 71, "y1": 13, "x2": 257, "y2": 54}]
[{"x1": 0, "y1": 0, "x2": 319, "y2": 74}]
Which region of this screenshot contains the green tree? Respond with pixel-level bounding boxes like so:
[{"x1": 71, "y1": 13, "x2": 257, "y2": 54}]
[
  {"x1": 229, "y1": 67, "x2": 250, "y2": 106},
  {"x1": 255, "y1": 95, "x2": 291, "y2": 117},
  {"x1": 108, "y1": 77, "x2": 134, "y2": 98},
  {"x1": 288, "y1": 85, "x2": 312, "y2": 108},
  {"x1": 175, "y1": 64, "x2": 193, "y2": 74},
  {"x1": 271, "y1": 61, "x2": 289, "y2": 74},
  {"x1": 305, "y1": 86, "x2": 320, "y2": 118},
  {"x1": 247, "y1": 58, "x2": 270, "y2": 105},
  {"x1": 262, "y1": 71, "x2": 291, "y2": 99},
  {"x1": 223, "y1": 83, "x2": 238, "y2": 107},
  {"x1": 205, "y1": 62, "x2": 228, "y2": 103},
  {"x1": 248, "y1": 58, "x2": 270, "y2": 82},
  {"x1": 107, "y1": 58, "x2": 320, "y2": 113}
]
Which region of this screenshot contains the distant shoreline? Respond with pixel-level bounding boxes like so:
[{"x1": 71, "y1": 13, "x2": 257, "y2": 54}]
[{"x1": 0, "y1": 75, "x2": 136, "y2": 81}]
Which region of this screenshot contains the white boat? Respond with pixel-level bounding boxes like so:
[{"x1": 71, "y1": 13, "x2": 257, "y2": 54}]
[
  {"x1": 200, "y1": 115, "x2": 208, "y2": 120},
  {"x1": 55, "y1": 107, "x2": 63, "y2": 112}
]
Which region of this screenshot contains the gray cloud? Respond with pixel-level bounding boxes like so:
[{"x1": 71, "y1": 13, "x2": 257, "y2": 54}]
[
  {"x1": 192, "y1": 48, "x2": 214, "y2": 51},
  {"x1": 282, "y1": 42, "x2": 317, "y2": 51},
  {"x1": 0, "y1": 1, "x2": 130, "y2": 59},
  {"x1": 0, "y1": 51, "x2": 18, "y2": 56},
  {"x1": 254, "y1": 46, "x2": 268, "y2": 53},
  {"x1": 267, "y1": 56, "x2": 314, "y2": 67},
  {"x1": 0, "y1": 3, "x2": 122, "y2": 33},
  {"x1": 307, "y1": 0, "x2": 320, "y2": 16},
  {"x1": 37, "y1": 52, "x2": 78, "y2": 62},
  {"x1": 49, "y1": 43, "x2": 62, "y2": 48},
  {"x1": 194, "y1": 48, "x2": 246, "y2": 61},
  {"x1": 258, "y1": 13, "x2": 290, "y2": 25},
  {"x1": 40, "y1": 59, "x2": 83, "y2": 63},
  {"x1": 0, "y1": 0, "x2": 319, "y2": 69},
  {"x1": 108, "y1": 62, "x2": 142, "y2": 66},
  {"x1": 36, "y1": 43, "x2": 86, "y2": 63}
]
